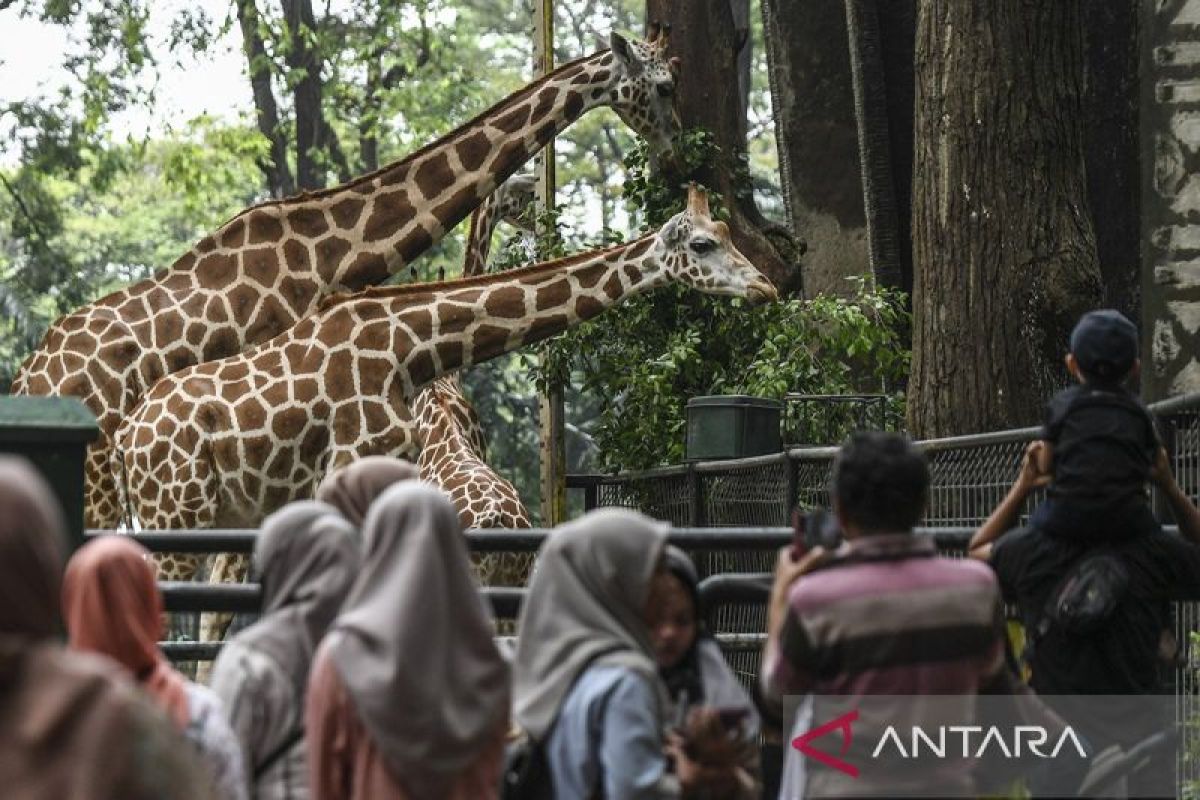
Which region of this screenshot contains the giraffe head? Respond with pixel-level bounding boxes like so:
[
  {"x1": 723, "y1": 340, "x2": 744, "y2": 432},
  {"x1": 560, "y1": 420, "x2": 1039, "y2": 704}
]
[
  {"x1": 654, "y1": 186, "x2": 778, "y2": 305},
  {"x1": 496, "y1": 174, "x2": 537, "y2": 230},
  {"x1": 608, "y1": 27, "x2": 681, "y2": 163}
]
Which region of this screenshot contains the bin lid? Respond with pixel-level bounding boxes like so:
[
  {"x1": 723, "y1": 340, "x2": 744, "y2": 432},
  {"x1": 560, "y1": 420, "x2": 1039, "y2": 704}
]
[
  {"x1": 0, "y1": 397, "x2": 100, "y2": 444},
  {"x1": 686, "y1": 394, "x2": 782, "y2": 409}
]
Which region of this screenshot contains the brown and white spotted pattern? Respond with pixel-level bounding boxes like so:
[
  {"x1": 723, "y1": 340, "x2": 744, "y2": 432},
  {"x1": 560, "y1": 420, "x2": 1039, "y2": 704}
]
[
  {"x1": 10, "y1": 30, "x2": 681, "y2": 532},
  {"x1": 113, "y1": 188, "x2": 774, "y2": 626}
]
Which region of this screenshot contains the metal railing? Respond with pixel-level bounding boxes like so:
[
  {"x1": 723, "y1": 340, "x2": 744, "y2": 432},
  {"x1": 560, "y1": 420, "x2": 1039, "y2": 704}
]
[{"x1": 782, "y1": 392, "x2": 901, "y2": 447}]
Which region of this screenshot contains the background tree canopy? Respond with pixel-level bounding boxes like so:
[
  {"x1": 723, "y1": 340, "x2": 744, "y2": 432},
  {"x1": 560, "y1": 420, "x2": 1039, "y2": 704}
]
[{"x1": 1, "y1": 0, "x2": 908, "y2": 520}]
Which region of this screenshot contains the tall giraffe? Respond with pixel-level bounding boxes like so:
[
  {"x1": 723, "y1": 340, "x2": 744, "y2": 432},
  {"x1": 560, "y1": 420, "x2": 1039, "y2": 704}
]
[
  {"x1": 11, "y1": 30, "x2": 681, "y2": 529},
  {"x1": 113, "y1": 186, "x2": 774, "y2": 595}
]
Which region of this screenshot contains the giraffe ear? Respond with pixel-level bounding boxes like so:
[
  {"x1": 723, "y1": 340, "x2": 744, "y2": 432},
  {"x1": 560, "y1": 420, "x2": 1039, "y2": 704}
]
[
  {"x1": 660, "y1": 214, "x2": 684, "y2": 247},
  {"x1": 610, "y1": 32, "x2": 643, "y2": 76}
]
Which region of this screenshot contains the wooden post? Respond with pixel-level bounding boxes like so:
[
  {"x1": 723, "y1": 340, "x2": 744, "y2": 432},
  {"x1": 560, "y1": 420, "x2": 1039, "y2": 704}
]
[{"x1": 533, "y1": 0, "x2": 567, "y2": 525}]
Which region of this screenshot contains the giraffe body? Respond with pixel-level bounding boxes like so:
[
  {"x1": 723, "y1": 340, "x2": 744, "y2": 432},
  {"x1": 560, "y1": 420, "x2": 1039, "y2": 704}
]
[
  {"x1": 115, "y1": 188, "x2": 775, "y2": 593},
  {"x1": 12, "y1": 33, "x2": 681, "y2": 529}
]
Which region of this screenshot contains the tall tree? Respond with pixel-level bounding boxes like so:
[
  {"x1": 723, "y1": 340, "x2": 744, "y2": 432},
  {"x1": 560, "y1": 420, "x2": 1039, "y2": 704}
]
[
  {"x1": 908, "y1": 0, "x2": 1103, "y2": 437},
  {"x1": 645, "y1": 0, "x2": 803, "y2": 295}
]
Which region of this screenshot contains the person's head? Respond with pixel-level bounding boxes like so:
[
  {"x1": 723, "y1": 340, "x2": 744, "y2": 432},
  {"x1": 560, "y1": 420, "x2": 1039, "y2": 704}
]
[
  {"x1": 831, "y1": 432, "x2": 929, "y2": 538},
  {"x1": 647, "y1": 546, "x2": 700, "y2": 670},
  {"x1": 314, "y1": 456, "x2": 418, "y2": 527},
  {"x1": 1067, "y1": 309, "x2": 1140, "y2": 389},
  {"x1": 62, "y1": 536, "x2": 163, "y2": 674},
  {"x1": 513, "y1": 507, "x2": 670, "y2": 740},
  {"x1": 0, "y1": 457, "x2": 67, "y2": 640},
  {"x1": 254, "y1": 500, "x2": 359, "y2": 624}
]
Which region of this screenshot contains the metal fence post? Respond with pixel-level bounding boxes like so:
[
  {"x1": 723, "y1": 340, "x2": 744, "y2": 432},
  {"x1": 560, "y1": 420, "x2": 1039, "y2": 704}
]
[
  {"x1": 785, "y1": 452, "x2": 799, "y2": 517},
  {"x1": 688, "y1": 463, "x2": 706, "y2": 527}
]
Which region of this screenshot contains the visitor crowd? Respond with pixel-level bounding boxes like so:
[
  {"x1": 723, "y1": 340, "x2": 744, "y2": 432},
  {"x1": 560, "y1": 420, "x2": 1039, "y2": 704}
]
[{"x1": 0, "y1": 309, "x2": 1198, "y2": 799}]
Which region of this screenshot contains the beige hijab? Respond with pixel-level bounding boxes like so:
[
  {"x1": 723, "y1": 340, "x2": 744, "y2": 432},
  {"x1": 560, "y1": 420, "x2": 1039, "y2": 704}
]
[
  {"x1": 314, "y1": 456, "x2": 418, "y2": 527},
  {"x1": 327, "y1": 481, "x2": 509, "y2": 797},
  {"x1": 513, "y1": 507, "x2": 670, "y2": 740}
]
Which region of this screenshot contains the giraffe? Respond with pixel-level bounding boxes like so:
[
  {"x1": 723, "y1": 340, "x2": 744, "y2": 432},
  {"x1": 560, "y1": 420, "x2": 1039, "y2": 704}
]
[
  {"x1": 11, "y1": 29, "x2": 681, "y2": 530},
  {"x1": 414, "y1": 173, "x2": 536, "y2": 589},
  {"x1": 112, "y1": 186, "x2": 775, "y2": 632}
]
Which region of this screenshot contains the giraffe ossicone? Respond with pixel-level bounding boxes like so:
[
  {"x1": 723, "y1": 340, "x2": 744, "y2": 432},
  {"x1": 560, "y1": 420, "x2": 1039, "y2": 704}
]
[{"x1": 11, "y1": 28, "x2": 682, "y2": 530}]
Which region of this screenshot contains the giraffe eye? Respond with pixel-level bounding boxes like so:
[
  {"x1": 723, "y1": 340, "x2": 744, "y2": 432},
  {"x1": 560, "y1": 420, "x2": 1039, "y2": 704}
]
[
  {"x1": 689, "y1": 237, "x2": 716, "y2": 255},
  {"x1": 656, "y1": 82, "x2": 674, "y2": 98}
]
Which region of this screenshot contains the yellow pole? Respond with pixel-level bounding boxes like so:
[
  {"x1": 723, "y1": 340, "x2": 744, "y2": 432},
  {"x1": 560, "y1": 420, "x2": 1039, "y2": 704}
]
[{"x1": 533, "y1": 0, "x2": 566, "y2": 526}]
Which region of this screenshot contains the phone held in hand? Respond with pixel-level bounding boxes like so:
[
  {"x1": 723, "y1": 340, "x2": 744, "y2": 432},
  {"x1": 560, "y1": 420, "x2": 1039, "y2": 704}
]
[{"x1": 791, "y1": 506, "x2": 843, "y2": 559}]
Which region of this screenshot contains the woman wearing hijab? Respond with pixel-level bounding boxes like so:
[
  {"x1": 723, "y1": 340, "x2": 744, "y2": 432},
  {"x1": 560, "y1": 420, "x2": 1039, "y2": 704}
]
[
  {"x1": 0, "y1": 456, "x2": 211, "y2": 800},
  {"x1": 650, "y1": 546, "x2": 761, "y2": 799},
  {"x1": 210, "y1": 501, "x2": 359, "y2": 799},
  {"x1": 512, "y1": 508, "x2": 713, "y2": 800},
  {"x1": 306, "y1": 481, "x2": 510, "y2": 800},
  {"x1": 63, "y1": 535, "x2": 249, "y2": 800},
  {"x1": 313, "y1": 456, "x2": 418, "y2": 527}
]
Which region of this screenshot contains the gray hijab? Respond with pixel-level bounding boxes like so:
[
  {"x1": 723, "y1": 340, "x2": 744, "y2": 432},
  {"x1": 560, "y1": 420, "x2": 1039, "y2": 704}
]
[
  {"x1": 328, "y1": 481, "x2": 509, "y2": 798},
  {"x1": 314, "y1": 456, "x2": 418, "y2": 527},
  {"x1": 235, "y1": 501, "x2": 359, "y2": 701},
  {"x1": 513, "y1": 507, "x2": 671, "y2": 740}
]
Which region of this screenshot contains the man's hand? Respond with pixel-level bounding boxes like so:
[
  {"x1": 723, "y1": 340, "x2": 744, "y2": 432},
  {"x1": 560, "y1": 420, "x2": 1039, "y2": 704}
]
[
  {"x1": 767, "y1": 545, "x2": 831, "y2": 643},
  {"x1": 1149, "y1": 446, "x2": 1175, "y2": 489},
  {"x1": 1017, "y1": 441, "x2": 1052, "y2": 494}
]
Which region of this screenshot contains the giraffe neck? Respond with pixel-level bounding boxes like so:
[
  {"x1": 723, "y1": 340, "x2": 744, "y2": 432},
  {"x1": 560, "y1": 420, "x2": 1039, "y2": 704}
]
[
  {"x1": 259, "y1": 50, "x2": 615, "y2": 292},
  {"x1": 462, "y1": 197, "x2": 504, "y2": 279},
  {"x1": 414, "y1": 379, "x2": 473, "y2": 453},
  {"x1": 320, "y1": 233, "x2": 667, "y2": 395}
]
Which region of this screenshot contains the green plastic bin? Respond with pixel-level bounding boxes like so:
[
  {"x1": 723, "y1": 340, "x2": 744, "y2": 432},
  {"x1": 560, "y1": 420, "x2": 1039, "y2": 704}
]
[
  {"x1": 685, "y1": 395, "x2": 782, "y2": 461},
  {"x1": 0, "y1": 396, "x2": 99, "y2": 550}
]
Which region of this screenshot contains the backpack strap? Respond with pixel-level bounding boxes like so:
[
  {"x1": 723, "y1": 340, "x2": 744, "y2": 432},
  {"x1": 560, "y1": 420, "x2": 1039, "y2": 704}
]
[{"x1": 254, "y1": 727, "x2": 305, "y2": 780}]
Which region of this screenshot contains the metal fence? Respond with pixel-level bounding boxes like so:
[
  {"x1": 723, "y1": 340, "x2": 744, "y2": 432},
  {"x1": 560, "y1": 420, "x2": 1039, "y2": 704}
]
[{"x1": 568, "y1": 391, "x2": 1200, "y2": 789}]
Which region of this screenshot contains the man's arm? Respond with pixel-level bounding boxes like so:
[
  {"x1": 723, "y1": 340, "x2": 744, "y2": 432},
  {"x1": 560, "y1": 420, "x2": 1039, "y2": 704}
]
[
  {"x1": 969, "y1": 441, "x2": 1050, "y2": 561},
  {"x1": 761, "y1": 546, "x2": 829, "y2": 703}
]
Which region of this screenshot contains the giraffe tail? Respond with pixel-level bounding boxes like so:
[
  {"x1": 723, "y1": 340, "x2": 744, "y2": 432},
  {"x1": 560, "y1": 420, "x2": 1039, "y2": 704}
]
[{"x1": 109, "y1": 432, "x2": 134, "y2": 532}]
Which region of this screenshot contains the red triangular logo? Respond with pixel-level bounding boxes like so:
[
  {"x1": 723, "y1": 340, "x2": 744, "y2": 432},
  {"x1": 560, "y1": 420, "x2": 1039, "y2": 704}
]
[{"x1": 791, "y1": 708, "x2": 860, "y2": 778}]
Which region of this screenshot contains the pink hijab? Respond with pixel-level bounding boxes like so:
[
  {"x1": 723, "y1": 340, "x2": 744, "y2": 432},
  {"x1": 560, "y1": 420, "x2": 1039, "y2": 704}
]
[{"x1": 62, "y1": 537, "x2": 190, "y2": 729}]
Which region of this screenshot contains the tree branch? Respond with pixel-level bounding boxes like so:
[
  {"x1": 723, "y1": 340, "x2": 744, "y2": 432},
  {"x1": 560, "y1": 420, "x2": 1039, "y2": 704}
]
[{"x1": 235, "y1": 0, "x2": 294, "y2": 197}]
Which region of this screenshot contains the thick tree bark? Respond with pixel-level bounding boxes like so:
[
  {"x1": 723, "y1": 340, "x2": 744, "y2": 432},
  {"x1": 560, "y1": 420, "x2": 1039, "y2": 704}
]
[
  {"x1": 1082, "y1": 0, "x2": 1140, "y2": 322},
  {"x1": 844, "y1": 0, "x2": 904, "y2": 294},
  {"x1": 646, "y1": 0, "x2": 804, "y2": 295},
  {"x1": 235, "y1": 0, "x2": 294, "y2": 197},
  {"x1": 908, "y1": 0, "x2": 1103, "y2": 437}
]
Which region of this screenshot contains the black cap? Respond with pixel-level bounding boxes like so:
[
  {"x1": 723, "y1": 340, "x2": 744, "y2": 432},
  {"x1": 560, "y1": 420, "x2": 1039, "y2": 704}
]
[{"x1": 1069, "y1": 309, "x2": 1138, "y2": 383}]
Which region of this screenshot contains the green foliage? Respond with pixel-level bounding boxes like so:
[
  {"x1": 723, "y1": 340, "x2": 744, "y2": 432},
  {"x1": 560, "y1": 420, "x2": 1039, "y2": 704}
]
[
  {"x1": 531, "y1": 127, "x2": 910, "y2": 471},
  {"x1": 539, "y1": 276, "x2": 908, "y2": 471}
]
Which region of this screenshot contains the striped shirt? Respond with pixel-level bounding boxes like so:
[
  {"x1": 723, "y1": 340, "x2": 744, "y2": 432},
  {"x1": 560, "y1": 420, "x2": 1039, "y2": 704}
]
[{"x1": 762, "y1": 534, "x2": 1008, "y2": 797}]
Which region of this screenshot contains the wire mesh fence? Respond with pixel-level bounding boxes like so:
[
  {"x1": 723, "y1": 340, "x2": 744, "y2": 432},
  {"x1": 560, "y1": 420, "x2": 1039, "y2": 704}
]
[{"x1": 576, "y1": 392, "x2": 1200, "y2": 788}]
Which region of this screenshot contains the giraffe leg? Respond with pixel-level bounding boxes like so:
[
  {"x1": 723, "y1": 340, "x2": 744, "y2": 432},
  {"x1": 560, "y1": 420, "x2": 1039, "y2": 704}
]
[{"x1": 199, "y1": 552, "x2": 249, "y2": 646}]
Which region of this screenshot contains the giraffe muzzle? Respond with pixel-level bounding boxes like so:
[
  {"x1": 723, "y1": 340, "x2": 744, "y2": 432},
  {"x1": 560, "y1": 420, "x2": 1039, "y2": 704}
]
[{"x1": 746, "y1": 280, "x2": 779, "y2": 306}]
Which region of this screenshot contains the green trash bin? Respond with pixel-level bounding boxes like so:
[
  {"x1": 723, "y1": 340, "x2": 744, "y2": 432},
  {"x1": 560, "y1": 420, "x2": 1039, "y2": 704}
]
[
  {"x1": 685, "y1": 395, "x2": 782, "y2": 461},
  {"x1": 0, "y1": 396, "x2": 99, "y2": 550}
]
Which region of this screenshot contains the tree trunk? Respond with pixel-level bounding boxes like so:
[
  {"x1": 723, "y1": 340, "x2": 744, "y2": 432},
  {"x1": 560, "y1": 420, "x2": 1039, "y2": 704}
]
[
  {"x1": 844, "y1": 0, "x2": 905, "y2": 294},
  {"x1": 908, "y1": 0, "x2": 1103, "y2": 437},
  {"x1": 1082, "y1": 0, "x2": 1139, "y2": 323},
  {"x1": 283, "y1": 0, "x2": 349, "y2": 189},
  {"x1": 235, "y1": 0, "x2": 294, "y2": 197},
  {"x1": 646, "y1": 0, "x2": 804, "y2": 295}
]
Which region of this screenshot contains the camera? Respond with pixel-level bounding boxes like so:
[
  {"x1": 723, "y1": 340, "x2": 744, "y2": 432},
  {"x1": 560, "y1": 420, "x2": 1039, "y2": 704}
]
[{"x1": 791, "y1": 506, "x2": 843, "y2": 553}]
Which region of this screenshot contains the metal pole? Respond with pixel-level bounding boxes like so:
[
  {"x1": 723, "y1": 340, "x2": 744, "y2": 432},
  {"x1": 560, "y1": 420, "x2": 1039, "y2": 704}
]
[{"x1": 533, "y1": 0, "x2": 567, "y2": 526}]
